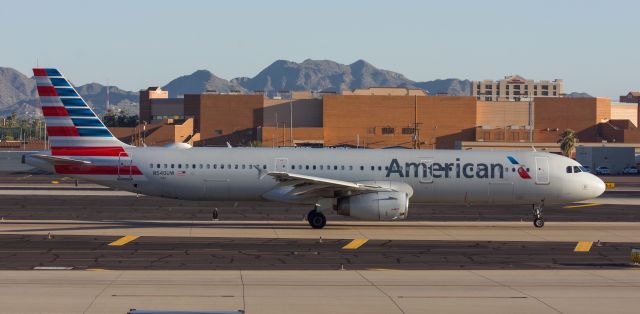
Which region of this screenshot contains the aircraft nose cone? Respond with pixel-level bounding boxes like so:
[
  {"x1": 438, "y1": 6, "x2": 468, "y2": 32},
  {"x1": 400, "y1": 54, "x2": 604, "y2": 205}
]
[{"x1": 591, "y1": 176, "x2": 606, "y2": 198}]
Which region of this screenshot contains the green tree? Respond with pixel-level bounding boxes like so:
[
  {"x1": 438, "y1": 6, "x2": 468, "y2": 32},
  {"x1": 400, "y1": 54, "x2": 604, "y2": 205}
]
[
  {"x1": 8, "y1": 112, "x2": 17, "y2": 127},
  {"x1": 557, "y1": 129, "x2": 578, "y2": 158}
]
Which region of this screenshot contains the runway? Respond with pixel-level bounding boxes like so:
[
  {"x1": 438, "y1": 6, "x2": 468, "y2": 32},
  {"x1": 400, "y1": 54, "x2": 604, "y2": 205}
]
[
  {"x1": 1, "y1": 172, "x2": 640, "y2": 313},
  {"x1": 0, "y1": 233, "x2": 635, "y2": 270},
  {"x1": 2, "y1": 193, "x2": 640, "y2": 222}
]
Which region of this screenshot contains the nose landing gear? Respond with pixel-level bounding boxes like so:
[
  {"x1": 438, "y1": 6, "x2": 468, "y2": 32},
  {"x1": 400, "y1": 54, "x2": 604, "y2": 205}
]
[
  {"x1": 307, "y1": 208, "x2": 327, "y2": 229},
  {"x1": 532, "y1": 204, "x2": 544, "y2": 228}
]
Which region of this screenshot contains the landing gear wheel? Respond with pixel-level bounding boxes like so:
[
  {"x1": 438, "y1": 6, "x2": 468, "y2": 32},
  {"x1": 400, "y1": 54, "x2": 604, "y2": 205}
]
[
  {"x1": 533, "y1": 218, "x2": 545, "y2": 228},
  {"x1": 532, "y1": 204, "x2": 544, "y2": 228},
  {"x1": 307, "y1": 210, "x2": 327, "y2": 229}
]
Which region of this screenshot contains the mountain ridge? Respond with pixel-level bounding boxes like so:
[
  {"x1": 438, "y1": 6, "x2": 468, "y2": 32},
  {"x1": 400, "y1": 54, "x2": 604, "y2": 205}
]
[{"x1": 2, "y1": 60, "x2": 590, "y2": 119}]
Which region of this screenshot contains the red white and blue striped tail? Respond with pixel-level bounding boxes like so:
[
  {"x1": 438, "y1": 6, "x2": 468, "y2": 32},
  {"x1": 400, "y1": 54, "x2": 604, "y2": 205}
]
[{"x1": 33, "y1": 68, "x2": 130, "y2": 157}]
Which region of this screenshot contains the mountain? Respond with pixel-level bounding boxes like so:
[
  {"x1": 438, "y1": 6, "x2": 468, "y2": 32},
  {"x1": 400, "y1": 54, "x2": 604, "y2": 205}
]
[
  {"x1": 162, "y1": 59, "x2": 471, "y2": 97},
  {"x1": 565, "y1": 92, "x2": 592, "y2": 98},
  {"x1": 230, "y1": 59, "x2": 415, "y2": 94},
  {"x1": 1, "y1": 60, "x2": 477, "y2": 119},
  {"x1": 163, "y1": 70, "x2": 245, "y2": 97},
  {"x1": 74, "y1": 83, "x2": 138, "y2": 115},
  {"x1": 0, "y1": 67, "x2": 38, "y2": 117},
  {"x1": 413, "y1": 79, "x2": 472, "y2": 96},
  {"x1": 0, "y1": 67, "x2": 137, "y2": 118}
]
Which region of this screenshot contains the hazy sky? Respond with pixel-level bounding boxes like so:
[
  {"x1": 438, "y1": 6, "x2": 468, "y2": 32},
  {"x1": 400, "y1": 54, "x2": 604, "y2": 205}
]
[{"x1": 1, "y1": 0, "x2": 638, "y2": 98}]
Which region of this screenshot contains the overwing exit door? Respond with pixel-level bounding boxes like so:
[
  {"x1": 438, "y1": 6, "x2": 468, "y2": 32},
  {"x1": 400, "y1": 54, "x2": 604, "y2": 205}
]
[{"x1": 274, "y1": 158, "x2": 288, "y2": 172}]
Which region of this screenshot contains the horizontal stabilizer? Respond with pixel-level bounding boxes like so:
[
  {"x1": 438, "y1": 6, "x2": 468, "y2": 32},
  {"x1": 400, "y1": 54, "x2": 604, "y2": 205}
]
[{"x1": 29, "y1": 154, "x2": 92, "y2": 165}]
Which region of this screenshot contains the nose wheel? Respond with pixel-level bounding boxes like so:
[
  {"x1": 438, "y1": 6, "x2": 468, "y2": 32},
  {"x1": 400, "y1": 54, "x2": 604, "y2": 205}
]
[
  {"x1": 307, "y1": 208, "x2": 327, "y2": 229},
  {"x1": 532, "y1": 204, "x2": 544, "y2": 228}
]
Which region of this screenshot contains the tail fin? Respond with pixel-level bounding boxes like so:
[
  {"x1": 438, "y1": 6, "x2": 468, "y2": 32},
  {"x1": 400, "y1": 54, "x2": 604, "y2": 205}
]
[{"x1": 33, "y1": 68, "x2": 129, "y2": 156}]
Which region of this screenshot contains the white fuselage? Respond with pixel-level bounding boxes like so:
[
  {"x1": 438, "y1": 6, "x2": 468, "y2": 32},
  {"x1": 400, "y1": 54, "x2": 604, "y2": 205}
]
[{"x1": 69, "y1": 147, "x2": 604, "y2": 206}]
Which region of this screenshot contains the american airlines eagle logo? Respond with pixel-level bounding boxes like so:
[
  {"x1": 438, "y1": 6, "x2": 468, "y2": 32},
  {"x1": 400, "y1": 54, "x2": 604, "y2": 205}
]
[{"x1": 507, "y1": 156, "x2": 531, "y2": 179}]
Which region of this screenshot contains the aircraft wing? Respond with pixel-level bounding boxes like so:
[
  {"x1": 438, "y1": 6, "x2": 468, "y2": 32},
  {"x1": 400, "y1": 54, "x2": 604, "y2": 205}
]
[{"x1": 264, "y1": 171, "x2": 394, "y2": 199}]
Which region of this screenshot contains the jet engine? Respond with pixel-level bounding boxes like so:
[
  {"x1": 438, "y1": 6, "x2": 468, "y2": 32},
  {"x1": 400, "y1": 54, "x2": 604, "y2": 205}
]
[{"x1": 336, "y1": 192, "x2": 409, "y2": 221}]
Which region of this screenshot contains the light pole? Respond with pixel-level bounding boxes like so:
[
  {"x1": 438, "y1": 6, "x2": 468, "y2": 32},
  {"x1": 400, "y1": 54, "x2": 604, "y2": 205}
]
[
  {"x1": 289, "y1": 98, "x2": 293, "y2": 146},
  {"x1": 524, "y1": 91, "x2": 533, "y2": 142}
]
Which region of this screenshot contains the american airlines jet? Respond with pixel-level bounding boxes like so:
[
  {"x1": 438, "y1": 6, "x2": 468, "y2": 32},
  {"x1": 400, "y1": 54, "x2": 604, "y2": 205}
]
[{"x1": 25, "y1": 68, "x2": 606, "y2": 229}]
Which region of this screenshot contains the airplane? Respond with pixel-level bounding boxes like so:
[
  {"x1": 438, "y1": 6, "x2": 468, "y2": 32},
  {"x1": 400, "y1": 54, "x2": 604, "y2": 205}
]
[{"x1": 24, "y1": 68, "x2": 606, "y2": 229}]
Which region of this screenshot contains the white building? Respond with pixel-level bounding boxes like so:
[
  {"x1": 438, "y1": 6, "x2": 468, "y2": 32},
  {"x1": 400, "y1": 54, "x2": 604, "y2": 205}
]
[{"x1": 472, "y1": 75, "x2": 564, "y2": 101}]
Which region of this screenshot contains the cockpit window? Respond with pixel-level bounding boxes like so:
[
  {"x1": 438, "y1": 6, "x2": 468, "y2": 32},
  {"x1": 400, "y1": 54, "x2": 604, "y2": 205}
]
[
  {"x1": 573, "y1": 166, "x2": 582, "y2": 173},
  {"x1": 566, "y1": 166, "x2": 573, "y2": 173}
]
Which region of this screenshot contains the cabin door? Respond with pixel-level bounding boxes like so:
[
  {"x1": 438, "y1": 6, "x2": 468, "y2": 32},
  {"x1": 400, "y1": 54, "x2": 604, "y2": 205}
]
[{"x1": 535, "y1": 157, "x2": 550, "y2": 185}]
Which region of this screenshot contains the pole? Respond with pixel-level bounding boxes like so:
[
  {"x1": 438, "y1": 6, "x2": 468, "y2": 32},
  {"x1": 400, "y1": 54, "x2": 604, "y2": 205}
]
[
  {"x1": 289, "y1": 99, "x2": 293, "y2": 146},
  {"x1": 282, "y1": 122, "x2": 286, "y2": 147},
  {"x1": 530, "y1": 97, "x2": 534, "y2": 142}
]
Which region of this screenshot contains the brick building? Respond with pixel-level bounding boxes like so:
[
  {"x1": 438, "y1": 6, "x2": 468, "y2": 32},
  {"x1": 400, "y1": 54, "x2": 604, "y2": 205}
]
[
  {"x1": 620, "y1": 91, "x2": 640, "y2": 104},
  {"x1": 132, "y1": 86, "x2": 640, "y2": 150}
]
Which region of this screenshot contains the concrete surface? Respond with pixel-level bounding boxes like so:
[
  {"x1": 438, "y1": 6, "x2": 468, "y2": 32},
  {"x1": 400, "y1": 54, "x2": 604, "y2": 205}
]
[
  {"x1": 2, "y1": 220, "x2": 640, "y2": 242},
  {"x1": 1, "y1": 269, "x2": 640, "y2": 314}
]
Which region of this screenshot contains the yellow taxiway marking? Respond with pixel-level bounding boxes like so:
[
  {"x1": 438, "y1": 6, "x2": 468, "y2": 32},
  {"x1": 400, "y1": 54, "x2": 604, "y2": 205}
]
[
  {"x1": 50, "y1": 180, "x2": 59, "y2": 184},
  {"x1": 108, "y1": 235, "x2": 139, "y2": 246},
  {"x1": 563, "y1": 203, "x2": 599, "y2": 208},
  {"x1": 574, "y1": 241, "x2": 593, "y2": 252},
  {"x1": 343, "y1": 238, "x2": 368, "y2": 250}
]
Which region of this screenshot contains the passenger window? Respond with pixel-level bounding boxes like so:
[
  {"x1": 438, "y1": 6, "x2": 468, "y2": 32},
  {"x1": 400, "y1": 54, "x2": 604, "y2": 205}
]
[
  {"x1": 263, "y1": 165, "x2": 267, "y2": 169},
  {"x1": 378, "y1": 166, "x2": 382, "y2": 171},
  {"x1": 156, "y1": 164, "x2": 160, "y2": 168},
  {"x1": 306, "y1": 165, "x2": 309, "y2": 170},
  {"x1": 360, "y1": 166, "x2": 364, "y2": 171},
  {"x1": 291, "y1": 165, "x2": 295, "y2": 170},
  {"x1": 313, "y1": 165, "x2": 316, "y2": 170},
  {"x1": 371, "y1": 166, "x2": 374, "y2": 171},
  {"x1": 566, "y1": 166, "x2": 573, "y2": 173},
  {"x1": 349, "y1": 166, "x2": 353, "y2": 171},
  {"x1": 228, "y1": 164, "x2": 231, "y2": 169},
  {"x1": 234, "y1": 164, "x2": 238, "y2": 169},
  {"x1": 149, "y1": 163, "x2": 153, "y2": 168},
  {"x1": 192, "y1": 164, "x2": 196, "y2": 169},
  {"x1": 341, "y1": 165, "x2": 345, "y2": 170},
  {"x1": 206, "y1": 164, "x2": 210, "y2": 169},
  {"x1": 334, "y1": 165, "x2": 338, "y2": 170},
  {"x1": 171, "y1": 164, "x2": 175, "y2": 169},
  {"x1": 320, "y1": 165, "x2": 323, "y2": 170},
  {"x1": 178, "y1": 164, "x2": 182, "y2": 169},
  {"x1": 573, "y1": 166, "x2": 582, "y2": 173},
  {"x1": 242, "y1": 164, "x2": 246, "y2": 169},
  {"x1": 163, "y1": 164, "x2": 167, "y2": 169},
  {"x1": 221, "y1": 164, "x2": 225, "y2": 169}
]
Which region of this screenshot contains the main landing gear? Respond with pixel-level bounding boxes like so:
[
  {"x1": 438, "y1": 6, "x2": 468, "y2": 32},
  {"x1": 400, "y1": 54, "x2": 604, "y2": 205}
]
[
  {"x1": 532, "y1": 204, "x2": 544, "y2": 228},
  {"x1": 307, "y1": 208, "x2": 327, "y2": 229}
]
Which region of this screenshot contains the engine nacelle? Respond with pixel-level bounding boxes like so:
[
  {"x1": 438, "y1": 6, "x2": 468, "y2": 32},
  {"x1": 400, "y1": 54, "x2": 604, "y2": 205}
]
[{"x1": 336, "y1": 192, "x2": 409, "y2": 221}]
